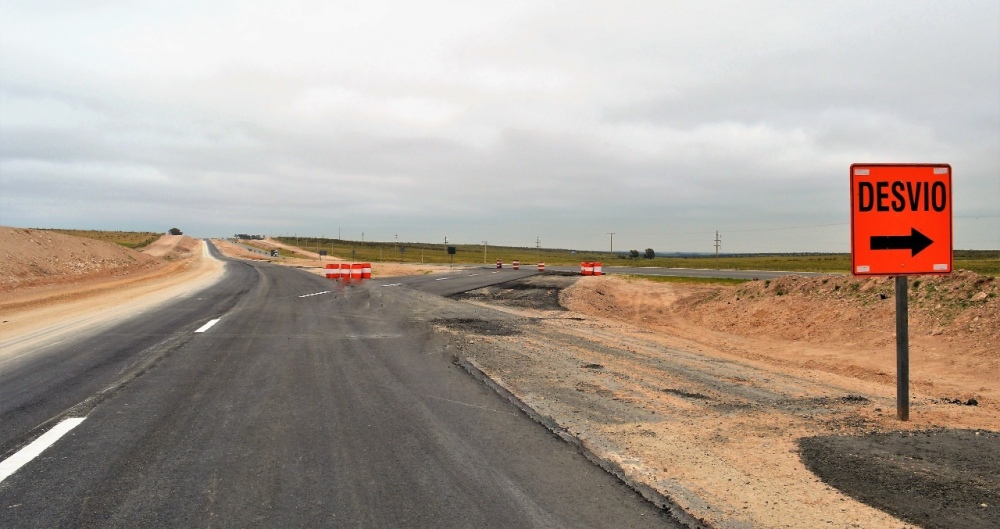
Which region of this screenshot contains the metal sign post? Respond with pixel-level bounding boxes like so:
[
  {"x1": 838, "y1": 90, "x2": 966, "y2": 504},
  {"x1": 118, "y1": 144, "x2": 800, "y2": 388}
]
[{"x1": 895, "y1": 275, "x2": 909, "y2": 421}]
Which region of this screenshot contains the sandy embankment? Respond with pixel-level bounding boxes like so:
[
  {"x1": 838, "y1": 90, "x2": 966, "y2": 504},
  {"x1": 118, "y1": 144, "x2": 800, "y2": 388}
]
[{"x1": 1, "y1": 230, "x2": 225, "y2": 360}]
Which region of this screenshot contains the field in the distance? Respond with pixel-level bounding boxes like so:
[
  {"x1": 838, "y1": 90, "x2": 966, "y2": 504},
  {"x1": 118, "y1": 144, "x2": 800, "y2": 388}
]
[
  {"x1": 272, "y1": 237, "x2": 999, "y2": 276},
  {"x1": 42, "y1": 229, "x2": 161, "y2": 249}
]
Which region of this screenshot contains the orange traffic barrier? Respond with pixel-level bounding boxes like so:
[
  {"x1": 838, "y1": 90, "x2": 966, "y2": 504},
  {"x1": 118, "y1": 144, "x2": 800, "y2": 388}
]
[
  {"x1": 538, "y1": 262, "x2": 545, "y2": 272},
  {"x1": 362, "y1": 263, "x2": 372, "y2": 279},
  {"x1": 581, "y1": 262, "x2": 594, "y2": 276},
  {"x1": 351, "y1": 263, "x2": 363, "y2": 280},
  {"x1": 340, "y1": 264, "x2": 351, "y2": 279},
  {"x1": 512, "y1": 260, "x2": 520, "y2": 270},
  {"x1": 593, "y1": 262, "x2": 603, "y2": 276},
  {"x1": 496, "y1": 259, "x2": 503, "y2": 269},
  {"x1": 325, "y1": 263, "x2": 339, "y2": 279}
]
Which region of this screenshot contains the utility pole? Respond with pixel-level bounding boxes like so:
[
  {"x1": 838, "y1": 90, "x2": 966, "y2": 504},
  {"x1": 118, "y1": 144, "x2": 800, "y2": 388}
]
[
  {"x1": 482, "y1": 241, "x2": 488, "y2": 264},
  {"x1": 536, "y1": 237, "x2": 541, "y2": 262},
  {"x1": 714, "y1": 231, "x2": 721, "y2": 258},
  {"x1": 607, "y1": 232, "x2": 615, "y2": 253}
]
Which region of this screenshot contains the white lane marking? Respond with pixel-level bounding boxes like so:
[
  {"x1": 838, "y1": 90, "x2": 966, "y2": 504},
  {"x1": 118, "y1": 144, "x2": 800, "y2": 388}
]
[
  {"x1": 382, "y1": 283, "x2": 402, "y2": 287},
  {"x1": 0, "y1": 417, "x2": 86, "y2": 483},
  {"x1": 435, "y1": 277, "x2": 451, "y2": 281},
  {"x1": 468, "y1": 274, "x2": 479, "y2": 277},
  {"x1": 195, "y1": 318, "x2": 221, "y2": 333},
  {"x1": 298, "y1": 291, "x2": 331, "y2": 298}
]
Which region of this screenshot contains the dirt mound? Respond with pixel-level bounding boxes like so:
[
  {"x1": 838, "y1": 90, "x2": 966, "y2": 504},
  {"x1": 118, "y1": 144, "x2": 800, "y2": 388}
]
[
  {"x1": 0, "y1": 227, "x2": 163, "y2": 292},
  {"x1": 140, "y1": 234, "x2": 199, "y2": 259},
  {"x1": 681, "y1": 271, "x2": 998, "y2": 355},
  {"x1": 562, "y1": 272, "x2": 1000, "y2": 404}
]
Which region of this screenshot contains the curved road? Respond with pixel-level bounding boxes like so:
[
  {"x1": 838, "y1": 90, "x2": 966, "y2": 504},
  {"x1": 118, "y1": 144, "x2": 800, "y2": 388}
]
[{"x1": 1, "y1": 242, "x2": 681, "y2": 527}]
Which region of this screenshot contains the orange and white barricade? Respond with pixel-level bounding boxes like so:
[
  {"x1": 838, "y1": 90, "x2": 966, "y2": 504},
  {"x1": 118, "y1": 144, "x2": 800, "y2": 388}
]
[
  {"x1": 593, "y1": 262, "x2": 603, "y2": 276},
  {"x1": 538, "y1": 262, "x2": 545, "y2": 272},
  {"x1": 496, "y1": 259, "x2": 503, "y2": 269},
  {"x1": 581, "y1": 262, "x2": 594, "y2": 276},
  {"x1": 325, "y1": 263, "x2": 339, "y2": 279},
  {"x1": 351, "y1": 263, "x2": 363, "y2": 280},
  {"x1": 362, "y1": 263, "x2": 372, "y2": 279},
  {"x1": 512, "y1": 260, "x2": 520, "y2": 270}
]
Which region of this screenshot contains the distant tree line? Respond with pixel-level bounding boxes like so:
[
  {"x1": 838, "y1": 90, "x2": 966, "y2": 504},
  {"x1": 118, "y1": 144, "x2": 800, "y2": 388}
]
[
  {"x1": 235, "y1": 234, "x2": 265, "y2": 240},
  {"x1": 620, "y1": 248, "x2": 656, "y2": 259}
]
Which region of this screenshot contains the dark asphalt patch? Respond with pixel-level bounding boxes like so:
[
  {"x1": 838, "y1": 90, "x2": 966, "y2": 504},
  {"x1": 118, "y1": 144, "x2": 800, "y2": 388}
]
[
  {"x1": 433, "y1": 318, "x2": 521, "y2": 336},
  {"x1": 798, "y1": 429, "x2": 1000, "y2": 529},
  {"x1": 451, "y1": 275, "x2": 578, "y2": 311},
  {"x1": 661, "y1": 388, "x2": 711, "y2": 400}
]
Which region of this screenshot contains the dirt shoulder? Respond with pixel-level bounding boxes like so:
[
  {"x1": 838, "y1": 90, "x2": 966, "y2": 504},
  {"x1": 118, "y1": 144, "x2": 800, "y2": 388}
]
[
  {"x1": 444, "y1": 273, "x2": 999, "y2": 528},
  {"x1": 1, "y1": 229, "x2": 225, "y2": 359}
]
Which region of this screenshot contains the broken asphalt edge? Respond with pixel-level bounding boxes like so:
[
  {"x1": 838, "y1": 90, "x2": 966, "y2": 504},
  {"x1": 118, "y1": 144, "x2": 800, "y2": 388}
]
[{"x1": 456, "y1": 356, "x2": 712, "y2": 529}]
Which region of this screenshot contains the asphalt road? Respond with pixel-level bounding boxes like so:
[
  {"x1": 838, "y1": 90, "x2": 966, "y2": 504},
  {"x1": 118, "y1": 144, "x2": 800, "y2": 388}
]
[{"x1": 0, "y1": 243, "x2": 680, "y2": 528}]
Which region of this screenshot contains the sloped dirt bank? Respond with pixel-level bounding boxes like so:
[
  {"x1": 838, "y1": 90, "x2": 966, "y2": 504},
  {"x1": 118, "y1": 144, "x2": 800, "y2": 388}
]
[
  {"x1": 1, "y1": 229, "x2": 224, "y2": 354},
  {"x1": 444, "y1": 273, "x2": 999, "y2": 528}
]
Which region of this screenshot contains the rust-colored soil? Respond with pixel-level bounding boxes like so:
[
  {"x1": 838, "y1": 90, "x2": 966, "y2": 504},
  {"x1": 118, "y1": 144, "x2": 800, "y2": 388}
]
[
  {"x1": 1, "y1": 228, "x2": 223, "y2": 353},
  {"x1": 565, "y1": 273, "x2": 999, "y2": 406},
  {"x1": 449, "y1": 272, "x2": 999, "y2": 527}
]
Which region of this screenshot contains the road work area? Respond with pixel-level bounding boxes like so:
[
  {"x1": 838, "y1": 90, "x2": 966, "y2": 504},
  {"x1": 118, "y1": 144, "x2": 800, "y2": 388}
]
[
  {"x1": 3, "y1": 229, "x2": 996, "y2": 528},
  {"x1": 446, "y1": 274, "x2": 999, "y2": 528}
]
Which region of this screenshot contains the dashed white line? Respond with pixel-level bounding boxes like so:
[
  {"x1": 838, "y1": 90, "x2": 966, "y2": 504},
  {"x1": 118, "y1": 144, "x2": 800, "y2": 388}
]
[
  {"x1": 468, "y1": 274, "x2": 479, "y2": 277},
  {"x1": 298, "y1": 291, "x2": 331, "y2": 298},
  {"x1": 435, "y1": 277, "x2": 451, "y2": 281},
  {"x1": 0, "y1": 417, "x2": 86, "y2": 483},
  {"x1": 382, "y1": 283, "x2": 402, "y2": 287},
  {"x1": 195, "y1": 318, "x2": 221, "y2": 333}
]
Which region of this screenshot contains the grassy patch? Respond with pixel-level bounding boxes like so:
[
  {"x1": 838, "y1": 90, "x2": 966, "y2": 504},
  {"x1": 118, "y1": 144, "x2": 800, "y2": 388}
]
[
  {"x1": 43, "y1": 229, "x2": 161, "y2": 249},
  {"x1": 272, "y1": 237, "x2": 999, "y2": 277}
]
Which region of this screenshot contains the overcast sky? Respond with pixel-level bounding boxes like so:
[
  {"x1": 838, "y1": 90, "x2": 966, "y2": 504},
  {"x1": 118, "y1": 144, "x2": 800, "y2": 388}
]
[{"x1": 1, "y1": 1, "x2": 998, "y2": 253}]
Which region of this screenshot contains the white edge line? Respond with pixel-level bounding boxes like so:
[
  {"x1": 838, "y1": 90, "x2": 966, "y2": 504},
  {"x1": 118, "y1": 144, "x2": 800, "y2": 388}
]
[
  {"x1": 435, "y1": 277, "x2": 451, "y2": 281},
  {"x1": 0, "y1": 417, "x2": 86, "y2": 483},
  {"x1": 195, "y1": 318, "x2": 221, "y2": 333}
]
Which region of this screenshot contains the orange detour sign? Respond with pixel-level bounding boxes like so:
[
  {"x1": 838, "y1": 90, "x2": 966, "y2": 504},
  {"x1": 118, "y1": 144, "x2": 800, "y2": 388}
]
[{"x1": 850, "y1": 164, "x2": 952, "y2": 276}]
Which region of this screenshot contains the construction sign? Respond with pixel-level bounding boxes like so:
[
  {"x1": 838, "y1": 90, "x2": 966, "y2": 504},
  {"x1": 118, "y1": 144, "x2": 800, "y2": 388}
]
[{"x1": 850, "y1": 164, "x2": 952, "y2": 276}]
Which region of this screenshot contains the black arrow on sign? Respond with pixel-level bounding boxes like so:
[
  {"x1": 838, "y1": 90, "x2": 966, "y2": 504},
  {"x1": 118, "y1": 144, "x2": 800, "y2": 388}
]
[{"x1": 870, "y1": 228, "x2": 934, "y2": 257}]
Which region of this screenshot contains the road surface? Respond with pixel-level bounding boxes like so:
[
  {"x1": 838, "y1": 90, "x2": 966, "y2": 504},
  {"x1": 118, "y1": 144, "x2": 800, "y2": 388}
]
[{"x1": 1, "y1": 242, "x2": 681, "y2": 527}]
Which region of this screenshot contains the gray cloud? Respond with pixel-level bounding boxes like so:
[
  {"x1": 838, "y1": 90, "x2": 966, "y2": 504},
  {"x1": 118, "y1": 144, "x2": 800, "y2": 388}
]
[{"x1": 1, "y1": 1, "x2": 997, "y2": 252}]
